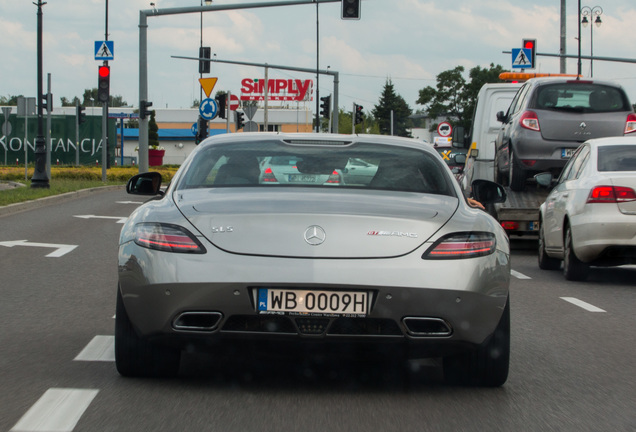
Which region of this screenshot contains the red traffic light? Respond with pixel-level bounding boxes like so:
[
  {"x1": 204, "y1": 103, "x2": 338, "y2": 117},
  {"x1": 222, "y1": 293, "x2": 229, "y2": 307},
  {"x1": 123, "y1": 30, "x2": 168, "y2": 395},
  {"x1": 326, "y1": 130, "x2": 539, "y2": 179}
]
[
  {"x1": 524, "y1": 40, "x2": 535, "y2": 50},
  {"x1": 98, "y1": 65, "x2": 110, "y2": 78}
]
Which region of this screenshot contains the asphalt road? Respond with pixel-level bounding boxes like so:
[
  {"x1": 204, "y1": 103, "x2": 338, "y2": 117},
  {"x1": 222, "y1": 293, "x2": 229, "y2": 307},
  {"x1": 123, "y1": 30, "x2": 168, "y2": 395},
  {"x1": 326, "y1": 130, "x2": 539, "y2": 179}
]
[{"x1": 1, "y1": 188, "x2": 635, "y2": 432}]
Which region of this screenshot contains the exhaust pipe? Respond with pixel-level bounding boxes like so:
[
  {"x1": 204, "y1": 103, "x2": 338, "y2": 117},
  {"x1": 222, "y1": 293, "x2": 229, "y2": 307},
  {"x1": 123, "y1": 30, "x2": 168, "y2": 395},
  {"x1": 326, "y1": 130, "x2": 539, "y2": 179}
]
[
  {"x1": 402, "y1": 317, "x2": 452, "y2": 337},
  {"x1": 173, "y1": 312, "x2": 222, "y2": 332}
]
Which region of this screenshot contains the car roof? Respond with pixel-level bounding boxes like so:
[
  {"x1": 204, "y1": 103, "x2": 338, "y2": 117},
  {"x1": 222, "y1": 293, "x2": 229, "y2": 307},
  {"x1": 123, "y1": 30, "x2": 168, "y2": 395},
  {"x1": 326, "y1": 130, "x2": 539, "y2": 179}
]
[
  {"x1": 526, "y1": 77, "x2": 625, "y2": 89},
  {"x1": 199, "y1": 132, "x2": 437, "y2": 154},
  {"x1": 585, "y1": 136, "x2": 636, "y2": 148}
]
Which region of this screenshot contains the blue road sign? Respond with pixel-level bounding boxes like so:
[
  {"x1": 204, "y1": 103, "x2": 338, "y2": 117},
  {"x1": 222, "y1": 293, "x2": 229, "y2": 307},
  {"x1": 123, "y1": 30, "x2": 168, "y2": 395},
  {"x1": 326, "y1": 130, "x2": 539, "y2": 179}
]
[
  {"x1": 199, "y1": 98, "x2": 218, "y2": 120},
  {"x1": 191, "y1": 122, "x2": 198, "y2": 136},
  {"x1": 512, "y1": 48, "x2": 532, "y2": 69},
  {"x1": 95, "y1": 41, "x2": 114, "y2": 61}
]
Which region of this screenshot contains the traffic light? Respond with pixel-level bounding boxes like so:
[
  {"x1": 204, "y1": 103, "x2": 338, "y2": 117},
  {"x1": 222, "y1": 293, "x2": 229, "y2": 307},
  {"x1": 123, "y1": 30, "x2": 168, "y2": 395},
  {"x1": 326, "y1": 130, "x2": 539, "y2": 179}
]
[
  {"x1": 341, "y1": 0, "x2": 361, "y2": 19},
  {"x1": 215, "y1": 93, "x2": 227, "y2": 119},
  {"x1": 97, "y1": 65, "x2": 110, "y2": 103},
  {"x1": 320, "y1": 95, "x2": 331, "y2": 119},
  {"x1": 42, "y1": 93, "x2": 52, "y2": 112},
  {"x1": 140, "y1": 100, "x2": 153, "y2": 120},
  {"x1": 522, "y1": 39, "x2": 536, "y2": 69},
  {"x1": 235, "y1": 111, "x2": 245, "y2": 131},
  {"x1": 76, "y1": 104, "x2": 86, "y2": 125},
  {"x1": 196, "y1": 116, "x2": 208, "y2": 144},
  {"x1": 199, "y1": 46, "x2": 211, "y2": 74},
  {"x1": 354, "y1": 104, "x2": 364, "y2": 125}
]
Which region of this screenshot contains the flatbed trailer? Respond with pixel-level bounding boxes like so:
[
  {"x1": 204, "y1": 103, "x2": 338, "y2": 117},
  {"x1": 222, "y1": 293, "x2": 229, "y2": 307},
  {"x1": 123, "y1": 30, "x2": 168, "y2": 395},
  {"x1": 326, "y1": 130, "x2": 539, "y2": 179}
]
[{"x1": 494, "y1": 185, "x2": 550, "y2": 236}]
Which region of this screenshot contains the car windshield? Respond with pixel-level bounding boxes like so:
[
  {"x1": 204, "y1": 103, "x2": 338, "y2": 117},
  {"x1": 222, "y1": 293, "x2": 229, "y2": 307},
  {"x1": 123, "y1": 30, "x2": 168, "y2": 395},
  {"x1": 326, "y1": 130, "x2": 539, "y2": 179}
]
[
  {"x1": 177, "y1": 139, "x2": 455, "y2": 196},
  {"x1": 598, "y1": 145, "x2": 636, "y2": 171},
  {"x1": 534, "y1": 83, "x2": 631, "y2": 113}
]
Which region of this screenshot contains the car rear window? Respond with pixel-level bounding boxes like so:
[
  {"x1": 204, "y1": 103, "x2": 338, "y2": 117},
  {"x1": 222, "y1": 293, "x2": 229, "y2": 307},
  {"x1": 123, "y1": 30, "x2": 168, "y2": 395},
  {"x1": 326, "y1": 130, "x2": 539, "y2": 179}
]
[
  {"x1": 177, "y1": 140, "x2": 455, "y2": 196},
  {"x1": 534, "y1": 83, "x2": 631, "y2": 113},
  {"x1": 598, "y1": 145, "x2": 636, "y2": 171}
]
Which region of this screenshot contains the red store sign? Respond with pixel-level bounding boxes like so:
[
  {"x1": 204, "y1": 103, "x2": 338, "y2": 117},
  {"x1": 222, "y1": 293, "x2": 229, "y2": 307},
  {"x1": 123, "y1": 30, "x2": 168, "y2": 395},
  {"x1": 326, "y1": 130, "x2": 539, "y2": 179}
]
[{"x1": 241, "y1": 78, "x2": 313, "y2": 102}]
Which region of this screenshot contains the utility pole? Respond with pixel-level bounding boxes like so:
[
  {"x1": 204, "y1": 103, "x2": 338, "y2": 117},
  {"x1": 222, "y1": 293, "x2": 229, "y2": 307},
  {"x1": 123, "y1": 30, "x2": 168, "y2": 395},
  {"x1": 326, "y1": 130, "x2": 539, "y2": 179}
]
[{"x1": 31, "y1": 0, "x2": 49, "y2": 188}]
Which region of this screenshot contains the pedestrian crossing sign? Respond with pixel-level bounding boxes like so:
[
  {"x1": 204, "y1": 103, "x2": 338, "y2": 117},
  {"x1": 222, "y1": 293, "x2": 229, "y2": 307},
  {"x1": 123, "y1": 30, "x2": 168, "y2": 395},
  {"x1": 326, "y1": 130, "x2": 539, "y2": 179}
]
[
  {"x1": 95, "y1": 41, "x2": 114, "y2": 61},
  {"x1": 512, "y1": 48, "x2": 533, "y2": 69}
]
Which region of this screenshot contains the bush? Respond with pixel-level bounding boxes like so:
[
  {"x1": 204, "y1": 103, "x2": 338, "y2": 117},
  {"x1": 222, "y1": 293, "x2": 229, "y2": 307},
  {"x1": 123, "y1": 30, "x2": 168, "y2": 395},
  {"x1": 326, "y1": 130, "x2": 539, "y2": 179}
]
[{"x1": 0, "y1": 165, "x2": 179, "y2": 183}]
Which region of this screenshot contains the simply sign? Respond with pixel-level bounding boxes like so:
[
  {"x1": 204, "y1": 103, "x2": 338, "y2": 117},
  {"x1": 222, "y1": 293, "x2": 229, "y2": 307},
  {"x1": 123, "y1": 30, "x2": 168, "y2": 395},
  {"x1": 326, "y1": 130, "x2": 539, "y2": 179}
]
[
  {"x1": 95, "y1": 41, "x2": 114, "y2": 61},
  {"x1": 241, "y1": 78, "x2": 313, "y2": 101},
  {"x1": 437, "y1": 121, "x2": 452, "y2": 137}
]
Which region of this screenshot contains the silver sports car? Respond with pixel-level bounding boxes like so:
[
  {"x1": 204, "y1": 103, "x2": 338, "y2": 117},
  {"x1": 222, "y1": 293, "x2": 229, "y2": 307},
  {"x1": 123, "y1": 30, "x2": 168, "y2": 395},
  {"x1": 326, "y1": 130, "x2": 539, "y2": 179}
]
[{"x1": 116, "y1": 133, "x2": 511, "y2": 386}]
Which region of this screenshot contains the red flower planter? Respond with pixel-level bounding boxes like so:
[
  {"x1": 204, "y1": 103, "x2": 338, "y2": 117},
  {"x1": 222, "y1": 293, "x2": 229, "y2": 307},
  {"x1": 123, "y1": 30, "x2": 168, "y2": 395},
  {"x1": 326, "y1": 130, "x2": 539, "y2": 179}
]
[{"x1": 148, "y1": 149, "x2": 165, "y2": 166}]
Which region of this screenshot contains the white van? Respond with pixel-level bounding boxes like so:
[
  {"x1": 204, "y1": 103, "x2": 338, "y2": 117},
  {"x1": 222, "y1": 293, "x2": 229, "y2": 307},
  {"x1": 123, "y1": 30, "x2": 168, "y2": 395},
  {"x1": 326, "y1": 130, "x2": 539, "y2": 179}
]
[{"x1": 457, "y1": 82, "x2": 521, "y2": 194}]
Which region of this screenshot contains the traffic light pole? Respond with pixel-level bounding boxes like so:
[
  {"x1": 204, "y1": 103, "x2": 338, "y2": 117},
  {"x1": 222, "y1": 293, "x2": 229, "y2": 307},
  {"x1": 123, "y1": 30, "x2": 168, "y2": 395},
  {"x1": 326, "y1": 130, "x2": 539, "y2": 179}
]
[
  {"x1": 31, "y1": 0, "x2": 49, "y2": 188},
  {"x1": 139, "y1": 0, "x2": 341, "y2": 172}
]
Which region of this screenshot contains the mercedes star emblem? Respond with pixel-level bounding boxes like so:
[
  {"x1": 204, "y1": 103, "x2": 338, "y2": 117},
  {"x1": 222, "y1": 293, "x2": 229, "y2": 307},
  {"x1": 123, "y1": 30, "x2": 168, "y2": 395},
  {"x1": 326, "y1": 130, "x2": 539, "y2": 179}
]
[{"x1": 304, "y1": 225, "x2": 326, "y2": 246}]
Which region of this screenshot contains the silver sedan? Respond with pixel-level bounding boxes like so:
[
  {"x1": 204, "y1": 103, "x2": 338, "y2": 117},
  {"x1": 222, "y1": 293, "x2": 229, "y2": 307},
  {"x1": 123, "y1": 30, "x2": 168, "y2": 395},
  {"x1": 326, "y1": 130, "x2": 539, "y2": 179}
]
[
  {"x1": 538, "y1": 136, "x2": 636, "y2": 280},
  {"x1": 116, "y1": 133, "x2": 511, "y2": 386}
]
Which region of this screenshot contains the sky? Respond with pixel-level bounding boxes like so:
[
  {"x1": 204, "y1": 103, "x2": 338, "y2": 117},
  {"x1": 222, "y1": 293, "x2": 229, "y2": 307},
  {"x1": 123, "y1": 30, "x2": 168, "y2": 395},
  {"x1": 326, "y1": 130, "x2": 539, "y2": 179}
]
[{"x1": 2, "y1": 0, "x2": 636, "y2": 115}]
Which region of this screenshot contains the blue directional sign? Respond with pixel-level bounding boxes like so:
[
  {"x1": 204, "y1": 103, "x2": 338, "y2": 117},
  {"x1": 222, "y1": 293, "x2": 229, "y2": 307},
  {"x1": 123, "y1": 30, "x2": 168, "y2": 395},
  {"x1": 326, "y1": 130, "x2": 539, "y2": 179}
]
[
  {"x1": 511, "y1": 48, "x2": 532, "y2": 69},
  {"x1": 191, "y1": 122, "x2": 198, "y2": 136},
  {"x1": 95, "y1": 41, "x2": 114, "y2": 61},
  {"x1": 199, "y1": 98, "x2": 218, "y2": 121}
]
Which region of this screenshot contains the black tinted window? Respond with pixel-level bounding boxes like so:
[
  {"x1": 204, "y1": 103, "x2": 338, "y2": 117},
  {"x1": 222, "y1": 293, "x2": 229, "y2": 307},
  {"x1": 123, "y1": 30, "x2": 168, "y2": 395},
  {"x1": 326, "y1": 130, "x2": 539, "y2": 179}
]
[
  {"x1": 534, "y1": 83, "x2": 631, "y2": 113},
  {"x1": 598, "y1": 145, "x2": 636, "y2": 171}
]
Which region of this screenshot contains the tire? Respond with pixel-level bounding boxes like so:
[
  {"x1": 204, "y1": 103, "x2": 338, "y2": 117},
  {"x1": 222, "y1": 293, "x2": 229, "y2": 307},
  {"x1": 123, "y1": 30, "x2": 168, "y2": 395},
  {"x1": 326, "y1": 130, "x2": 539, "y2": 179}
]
[
  {"x1": 563, "y1": 225, "x2": 589, "y2": 281},
  {"x1": 443, "y1": 297, "x2": 510, "y2": 387},
  {"x1": 509, "y1": 151, "x2": 527, "y2": 192},
  {"x1": 115, "y1": 288, "x2": 181, "y2": 378},
  {"x1": 538, "y1": 222, "x2": 561, "y2": 270},
  {"x1": 494, "y1": 154, "x2": 507, "y2": 186}
]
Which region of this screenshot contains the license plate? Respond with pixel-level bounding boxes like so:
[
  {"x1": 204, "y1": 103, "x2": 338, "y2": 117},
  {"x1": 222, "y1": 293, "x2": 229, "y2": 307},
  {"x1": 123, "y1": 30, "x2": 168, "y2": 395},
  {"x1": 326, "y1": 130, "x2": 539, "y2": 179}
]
[
  {"x1": 288, "y1": 174, "x2": 317, "y2": 183},
  {"x1": 561, "y1": 148, "x2": 576, "y2": 158},
  {"x1": 257, "y1": 288, "x2": 369, "y2": 316},
  {"x1": 528, "y1": 221, "x2": 540, "y2": 231}
]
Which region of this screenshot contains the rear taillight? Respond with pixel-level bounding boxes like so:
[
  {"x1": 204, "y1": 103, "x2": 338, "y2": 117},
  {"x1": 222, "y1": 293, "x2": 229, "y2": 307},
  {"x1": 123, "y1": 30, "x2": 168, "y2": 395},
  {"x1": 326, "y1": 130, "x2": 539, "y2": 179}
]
[
  {"x1": 587, "y1": 185, "x2": 636, "y2": 203},
  {"x1": 134, "y1": 223, "x2": 206, "y2": 254},
  {"x1": 520, "y1": 111, "x2": 540, "y2": 131},
  {"x1": 326, "y1": 170, "x2": 341, "y2": 184},
  {"x1": 625, "y1": 113, "x2": 636, "y2": 134},
  {"x1": 262, "y1": 167, "x2": 278, "y2": 182},
  {"x1": 423, "y1": 232, "x2": 496, "y2": 260}
]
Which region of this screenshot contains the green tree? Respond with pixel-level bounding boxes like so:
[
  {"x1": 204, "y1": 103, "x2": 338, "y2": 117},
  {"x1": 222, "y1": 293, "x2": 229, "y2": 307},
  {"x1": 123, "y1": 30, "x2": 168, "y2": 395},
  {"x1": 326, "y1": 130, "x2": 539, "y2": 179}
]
[
  {"x1": 148, "y1": 110, "x2": 160, "y2": 149},
  {"x1": 372, "y1": 79, "x2": 412, "y2": 137},
  {"x1": 78, "y1": 88, "x2": 127, "y2": 107},
  {"x1": 0, "y1": 95, "x2": 23, "y2": 106},
  {"x1": 417, "y1": 64, "x2": 506, "y2": 131}
]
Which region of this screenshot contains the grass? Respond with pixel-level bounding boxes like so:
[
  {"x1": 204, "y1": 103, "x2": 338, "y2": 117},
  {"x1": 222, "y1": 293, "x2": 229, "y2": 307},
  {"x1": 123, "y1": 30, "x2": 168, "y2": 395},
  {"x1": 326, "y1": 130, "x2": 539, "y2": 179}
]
[
  {"x1": 0, "y1": 179, "x2": 126, "y2": 207},
  {"x1": 0, "y1": 165, "x2": 179, "y2": 207}
]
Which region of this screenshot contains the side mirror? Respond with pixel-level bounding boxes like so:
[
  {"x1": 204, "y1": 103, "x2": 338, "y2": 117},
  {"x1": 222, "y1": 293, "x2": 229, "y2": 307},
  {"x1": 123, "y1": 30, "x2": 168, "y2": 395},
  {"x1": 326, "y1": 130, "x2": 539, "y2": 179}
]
[
  {"x1": 451, "y1": 126, "x2": 466, "y2": 148},
  {"x1": 534, "y1": 172, "x2": 554, "y2": 188},
  {"x1": 471, "y1": 179, "x2": 507, "y2": 205},
  {"x1": 496, "y1": 111, "x2": 506, "y2": 123},
  {"x1": 453, "y1": 154, "x2": 467, "y2": 165},
  {"x1": 126, "y1": 172, "x2": 164, "y2": 196}
]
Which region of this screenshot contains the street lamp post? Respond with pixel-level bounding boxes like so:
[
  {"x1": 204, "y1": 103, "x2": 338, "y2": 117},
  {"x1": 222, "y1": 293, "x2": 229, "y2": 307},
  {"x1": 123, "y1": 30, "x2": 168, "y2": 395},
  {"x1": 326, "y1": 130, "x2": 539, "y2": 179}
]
[{"x1": 581, "y1": 5, "x2": 603, "y2": 77}]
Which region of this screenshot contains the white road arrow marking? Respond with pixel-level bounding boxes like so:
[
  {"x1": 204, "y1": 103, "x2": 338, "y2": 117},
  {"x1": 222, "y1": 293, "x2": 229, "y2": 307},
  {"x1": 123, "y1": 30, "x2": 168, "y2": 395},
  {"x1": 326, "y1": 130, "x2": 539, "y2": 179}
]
[
  {"x1": 0, "y1": 240, "x2": 78, "y2": 257},
  {"x1": 74, "y1": 214, "x2": 128, "y2": 224}
]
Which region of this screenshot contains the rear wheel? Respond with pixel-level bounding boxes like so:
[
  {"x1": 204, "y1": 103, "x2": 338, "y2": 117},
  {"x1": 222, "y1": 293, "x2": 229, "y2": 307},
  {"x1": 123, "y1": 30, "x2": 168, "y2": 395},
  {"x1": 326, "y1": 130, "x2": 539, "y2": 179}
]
[
  {"x1": 563, "y1": 225, "x2": 589, "y2": 281},
  {"x1": 538, "y1": 222, "x2": 561, "y2": 270},
  {"x1": 115, "y1": 288, "x2": 181, "y2": 378},
  {"x1": 443, "y1": 297, "x2": 510, "y2": 387},
  {"x1": 509, "y1": 151, "x2": 527, "y2": 192}
]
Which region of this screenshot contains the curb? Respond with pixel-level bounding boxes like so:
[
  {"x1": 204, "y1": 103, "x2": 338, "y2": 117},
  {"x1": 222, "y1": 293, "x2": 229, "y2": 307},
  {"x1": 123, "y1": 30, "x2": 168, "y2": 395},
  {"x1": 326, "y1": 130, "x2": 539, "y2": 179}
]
[{"x1": 0, "y1": 185, "x2": 125, "y2": 218}]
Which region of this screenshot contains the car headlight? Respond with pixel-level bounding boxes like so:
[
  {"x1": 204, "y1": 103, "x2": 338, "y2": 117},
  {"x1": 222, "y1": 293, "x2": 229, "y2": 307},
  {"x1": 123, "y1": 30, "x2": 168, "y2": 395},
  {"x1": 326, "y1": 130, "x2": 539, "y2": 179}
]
[
  {"x1": 422, "y1": 232, "x2": 496, "y2": 260},
  {"x1": 134, "y1": 223, "x2": 206, "y2": 254}
]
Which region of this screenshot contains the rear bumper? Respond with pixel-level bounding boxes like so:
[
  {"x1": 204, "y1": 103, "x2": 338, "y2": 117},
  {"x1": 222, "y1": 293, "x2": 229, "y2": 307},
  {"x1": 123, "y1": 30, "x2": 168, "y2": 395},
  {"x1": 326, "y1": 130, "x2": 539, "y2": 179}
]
[
  {"x1": 572, "y1": 216, "x2": 636, "y2": 263},
  {"x1": 118, "y1": 242, "x2": 510, "y2": 357}
]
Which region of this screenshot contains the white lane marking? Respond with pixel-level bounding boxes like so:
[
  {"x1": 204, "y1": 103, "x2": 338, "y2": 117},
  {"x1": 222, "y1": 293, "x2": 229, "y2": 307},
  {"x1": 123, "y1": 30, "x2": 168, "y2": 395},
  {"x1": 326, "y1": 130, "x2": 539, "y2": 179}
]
[
  {"x1": 73, "y1": 214, "x2": 128, "y2": 224},
  {"x1": 74, "y1": 335, "x2": 115, "y2": 362},
  {"x1": 10, "y1": 388, "x2": 99, "y2": 432},
  {"x1": 560, "y1": 297, "x2": 606, "y2": 312},
  {"x1": 0, "y1": 240, "x2": 78, "y2": 258},
  {"x1": 116, "y1": 201, "x2": 143, "y2": 205},
  {"x1": 511, "y1": 270, "x2": 531, "y2": 279}
]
